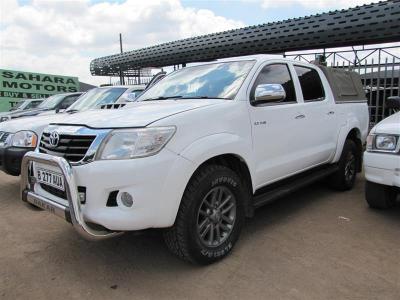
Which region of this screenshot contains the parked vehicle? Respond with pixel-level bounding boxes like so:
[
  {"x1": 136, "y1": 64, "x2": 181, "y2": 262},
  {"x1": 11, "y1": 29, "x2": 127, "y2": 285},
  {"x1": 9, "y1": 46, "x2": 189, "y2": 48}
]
[
  {"x1": 0, "y1": 86, "x2": 144, "y2": 176},
  {"x1": 0, "y1": 93, "x2": 82, "y2": 123},
  {"x1": 0, "y1": 98, "x2": 44, "y2": 122},
  {"x1": 364, "y1": 96, "x2": 400, "y2": 209},
  {"x1": 21, "y1": 55, "x2": 369, "y2": 264}
]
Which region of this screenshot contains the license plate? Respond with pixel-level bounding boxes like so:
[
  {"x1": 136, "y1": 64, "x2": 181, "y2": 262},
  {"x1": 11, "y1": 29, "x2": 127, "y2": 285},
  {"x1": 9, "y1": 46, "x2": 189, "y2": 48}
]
[{"x1": 36, "y1": 168, "x2": 65, "y2": 191}]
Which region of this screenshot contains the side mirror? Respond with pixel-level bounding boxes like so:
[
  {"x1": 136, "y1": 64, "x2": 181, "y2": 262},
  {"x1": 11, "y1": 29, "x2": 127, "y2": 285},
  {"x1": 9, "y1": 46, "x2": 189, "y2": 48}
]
[
  {"x1": 386, "y1": 96, "x2": 400, "y2": 110},
  {"x1": 55, "y1": 108, "x2": 66, "y2": 113},
  {"x1": 253, "y1": 84, "x2": 286, "y2": 104},
  {"x1": 126, "y1": 92, "x2": 139, "y2": 102}
]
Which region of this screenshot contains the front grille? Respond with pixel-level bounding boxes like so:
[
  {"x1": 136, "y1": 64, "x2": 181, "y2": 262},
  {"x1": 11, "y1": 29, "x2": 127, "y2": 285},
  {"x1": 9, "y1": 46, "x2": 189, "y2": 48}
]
[
  {"x1": 0, "y1": 132, "x2": 10, "y2": 143},
  {"x1": 40, "y1": 183, "x2": 67, "y2": 200},
  {"x1": 39, "y1": 132, "x2": 96, "y2": 162}
]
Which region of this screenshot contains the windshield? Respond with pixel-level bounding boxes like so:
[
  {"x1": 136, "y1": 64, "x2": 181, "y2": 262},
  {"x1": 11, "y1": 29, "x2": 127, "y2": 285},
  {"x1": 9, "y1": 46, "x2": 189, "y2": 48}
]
[
  {"x1": 66, "y1": 87, "x2": 127, "y2": 112},
  {"x1": 10, "y1": 100, "x2": 26, "y2": 111},
  {"x1": 38, "y1": 94, "x2": 66, "y2": 109},
  {"x1": 138, "y1": 60, "x2": 255, "y2": 101}
]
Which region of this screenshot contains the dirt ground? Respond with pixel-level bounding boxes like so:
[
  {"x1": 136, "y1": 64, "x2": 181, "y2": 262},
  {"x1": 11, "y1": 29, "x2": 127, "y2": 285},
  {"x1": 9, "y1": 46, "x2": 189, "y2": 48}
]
[{"x1": 0, "y1": 172, "x2": 399, "y2": 300}]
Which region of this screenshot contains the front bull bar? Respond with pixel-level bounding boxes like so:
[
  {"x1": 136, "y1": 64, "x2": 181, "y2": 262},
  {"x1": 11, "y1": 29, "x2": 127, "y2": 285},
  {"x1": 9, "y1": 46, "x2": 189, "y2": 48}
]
[{"x1": 21, "y1": 151, "x2": 122, "y2": 241}]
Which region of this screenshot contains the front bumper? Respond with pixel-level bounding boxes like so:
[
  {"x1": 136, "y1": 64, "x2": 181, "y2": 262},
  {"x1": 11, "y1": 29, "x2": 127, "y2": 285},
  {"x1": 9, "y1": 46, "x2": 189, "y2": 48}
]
[
  {"x1": 21, "y1": 150, "x2": 195, "y2": 240},
  {"x1": 21, "y1": 152, "x2": 122, "y2": 240},
  {"x1": 364, "y1": 151, "x2": 400, "y2": 187},
  {"x1": 0, "y1": 146, "x2": 34, "y2": 176}
]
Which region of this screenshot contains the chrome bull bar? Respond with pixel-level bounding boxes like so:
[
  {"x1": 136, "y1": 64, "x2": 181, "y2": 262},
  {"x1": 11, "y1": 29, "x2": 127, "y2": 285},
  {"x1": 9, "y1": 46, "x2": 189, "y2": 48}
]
[{"x1": 21, "y1": 151, "x2": 122, "y2": 241}]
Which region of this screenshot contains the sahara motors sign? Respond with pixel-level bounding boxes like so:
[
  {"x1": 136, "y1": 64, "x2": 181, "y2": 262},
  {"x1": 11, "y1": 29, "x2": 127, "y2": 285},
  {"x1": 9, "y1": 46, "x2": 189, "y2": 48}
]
[{"x1": 0, "y1": 69, "x2": 80, "y2": 112}]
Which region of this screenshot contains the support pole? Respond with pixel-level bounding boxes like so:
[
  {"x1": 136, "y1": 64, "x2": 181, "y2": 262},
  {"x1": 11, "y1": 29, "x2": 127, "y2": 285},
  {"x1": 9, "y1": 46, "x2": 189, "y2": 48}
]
[{"x1": 119, "y1": 33, "x2": 125, "y2": 85}]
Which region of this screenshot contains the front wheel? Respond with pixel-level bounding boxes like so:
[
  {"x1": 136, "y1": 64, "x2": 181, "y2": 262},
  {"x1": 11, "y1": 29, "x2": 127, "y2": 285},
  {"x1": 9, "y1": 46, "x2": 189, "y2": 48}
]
[
  {"x1": 163, "y1": 165, "x2": 245, "y2": 265},
  {"x1": 365, "y1": 181, "x2": 396, "y2": 209}
]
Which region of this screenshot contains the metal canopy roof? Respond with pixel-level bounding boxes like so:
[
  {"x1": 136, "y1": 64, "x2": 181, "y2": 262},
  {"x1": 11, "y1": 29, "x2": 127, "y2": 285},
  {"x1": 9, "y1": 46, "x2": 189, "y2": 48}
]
[{"x1": 90, "y1": 0, "x2": 400, "y2": 76}]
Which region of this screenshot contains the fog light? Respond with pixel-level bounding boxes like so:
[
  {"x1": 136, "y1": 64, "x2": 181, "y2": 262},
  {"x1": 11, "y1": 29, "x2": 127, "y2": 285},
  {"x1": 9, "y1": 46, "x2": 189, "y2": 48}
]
[{"x1": 120, "y1": 192, "x2": 133, "y2": 207}]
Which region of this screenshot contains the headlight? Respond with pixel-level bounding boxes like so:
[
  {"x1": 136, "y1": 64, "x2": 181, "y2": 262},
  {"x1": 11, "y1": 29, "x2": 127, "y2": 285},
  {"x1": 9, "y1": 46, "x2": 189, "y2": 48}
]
[
  {"x1": 0, "y1": 116, "x2": 10, "y2": 123},
  {"x1": 97, "y1": 127, "x2": 176, "y2": 160},
  {"x1": 367, "y1": 134, "x2": 398, "y2": 152},
  {"x1": 376, "y1": 135, "x2": 397, "y2": 151},
  {"x1": 11, "y1": 131, "x2": 38, "y2": 148}
]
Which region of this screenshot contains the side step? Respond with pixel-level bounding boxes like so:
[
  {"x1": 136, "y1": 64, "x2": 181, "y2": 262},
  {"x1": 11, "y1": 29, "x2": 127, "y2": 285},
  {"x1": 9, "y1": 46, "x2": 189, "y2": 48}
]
[{"x1": 252, "y1": 165, "x2": 339, "y2": 208}]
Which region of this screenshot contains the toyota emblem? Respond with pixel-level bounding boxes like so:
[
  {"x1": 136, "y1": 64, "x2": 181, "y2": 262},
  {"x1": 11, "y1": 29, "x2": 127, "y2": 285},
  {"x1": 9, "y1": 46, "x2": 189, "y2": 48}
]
[{"x1": 49, "y1": 131, "x2": 60, "y2": 147}]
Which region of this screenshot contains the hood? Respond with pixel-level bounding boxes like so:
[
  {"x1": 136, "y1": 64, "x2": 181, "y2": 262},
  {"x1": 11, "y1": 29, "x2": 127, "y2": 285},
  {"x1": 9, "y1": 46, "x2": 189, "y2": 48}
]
[
  {"x1": 52, "y1": 99, "x2": 224, "y2": 128},
  {"x1": 0, "y1": 113, "x2": 69, "y2": 134},
  {"x1": 37, "y1": 110, "x2": 57, "y2": 117},
  {"x1": 373, "y1": 112, "x2": 400, "y2": 135},
  {"x1": 9, "y1": 108, "x2": 48, "y2": 119}
]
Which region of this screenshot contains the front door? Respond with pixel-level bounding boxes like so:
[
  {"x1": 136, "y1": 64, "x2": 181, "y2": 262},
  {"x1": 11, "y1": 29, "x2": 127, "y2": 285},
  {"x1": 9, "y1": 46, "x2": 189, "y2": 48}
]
[{"x1": 249, "y1": 63, "x2": 307, "y2": 188}]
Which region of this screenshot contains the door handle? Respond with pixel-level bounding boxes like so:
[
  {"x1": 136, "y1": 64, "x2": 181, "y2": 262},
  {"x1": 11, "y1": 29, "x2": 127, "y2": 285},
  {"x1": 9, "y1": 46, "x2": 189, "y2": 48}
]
[
  {"x1": 327, "y1": 111, "x2": 335, "y2": 115},
  {"x1": 295, "y1": 114, "x2": 305, "y2": 119}
]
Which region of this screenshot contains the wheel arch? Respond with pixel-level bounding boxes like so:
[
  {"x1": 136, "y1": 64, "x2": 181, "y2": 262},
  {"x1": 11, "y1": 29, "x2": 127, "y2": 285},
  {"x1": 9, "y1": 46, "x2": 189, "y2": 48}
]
[
  {"x1": 334, "y1": 127, "x2": 364, "y2": 172},
  {"x1": 186, "y1": 153, "x2": 255, "y2": 218}
]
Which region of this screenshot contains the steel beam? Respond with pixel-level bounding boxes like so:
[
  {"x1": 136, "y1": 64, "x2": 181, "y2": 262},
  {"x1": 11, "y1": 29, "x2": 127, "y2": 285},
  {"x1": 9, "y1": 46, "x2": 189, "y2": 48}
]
[{"x1": 90, "y1": 0, "x2": 400, "y2": 76}]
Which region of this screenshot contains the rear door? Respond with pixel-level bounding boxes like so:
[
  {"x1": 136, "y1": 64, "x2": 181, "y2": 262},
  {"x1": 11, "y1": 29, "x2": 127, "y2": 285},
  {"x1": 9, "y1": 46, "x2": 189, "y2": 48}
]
[
  {"x1": 248, "y1": 62, "x2": 308, "y2": 187},
  {"x1": 293, "y1": 65, "x2": 340, "y2": 165}
]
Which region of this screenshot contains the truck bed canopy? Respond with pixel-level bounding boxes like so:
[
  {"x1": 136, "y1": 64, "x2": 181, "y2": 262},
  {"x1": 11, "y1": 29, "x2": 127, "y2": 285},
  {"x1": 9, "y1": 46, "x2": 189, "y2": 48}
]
[{"x1": 319, "y1": 66, "x2": 367, "y2": 103}]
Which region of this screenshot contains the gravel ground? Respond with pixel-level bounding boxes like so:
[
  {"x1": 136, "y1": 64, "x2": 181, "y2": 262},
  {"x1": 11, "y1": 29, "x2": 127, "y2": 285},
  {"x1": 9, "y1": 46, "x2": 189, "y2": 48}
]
[{"x1": 0, "y1": 172, "x2": 399, "y2": 300}]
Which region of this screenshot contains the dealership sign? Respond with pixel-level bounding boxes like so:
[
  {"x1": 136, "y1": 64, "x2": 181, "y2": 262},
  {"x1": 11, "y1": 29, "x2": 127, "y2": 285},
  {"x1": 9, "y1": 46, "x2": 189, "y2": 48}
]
[{"x1": 0, "y1": 69, "x2": 79, "y2": 112}]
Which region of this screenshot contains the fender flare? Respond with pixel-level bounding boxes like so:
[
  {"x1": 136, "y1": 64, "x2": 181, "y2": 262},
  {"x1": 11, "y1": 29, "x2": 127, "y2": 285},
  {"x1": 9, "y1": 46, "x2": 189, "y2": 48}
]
[
  {"x1": 332, "y1": 118, "x2": 362, "y2": 163},
  {"x1": 178, "y1": 133, "x2": 256, "y2": 191}
]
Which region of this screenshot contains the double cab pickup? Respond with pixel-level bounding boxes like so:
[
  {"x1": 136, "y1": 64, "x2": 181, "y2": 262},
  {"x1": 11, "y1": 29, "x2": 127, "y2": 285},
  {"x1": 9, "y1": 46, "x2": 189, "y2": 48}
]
[{"x1": 21, "y1": 55, "x2": 369, "y2": 264}]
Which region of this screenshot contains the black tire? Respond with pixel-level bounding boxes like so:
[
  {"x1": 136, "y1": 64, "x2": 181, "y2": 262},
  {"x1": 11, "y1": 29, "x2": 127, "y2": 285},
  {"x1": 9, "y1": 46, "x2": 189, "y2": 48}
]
[
  {"x1": 365, "y1": 181, "x2": 396, "y2": 209},
  {"x1": 163, "y1": 164, "x2": 245, "y2": 265},
  {"x1": 329, "y1": 139, "x2": 358, "y2": 191}
]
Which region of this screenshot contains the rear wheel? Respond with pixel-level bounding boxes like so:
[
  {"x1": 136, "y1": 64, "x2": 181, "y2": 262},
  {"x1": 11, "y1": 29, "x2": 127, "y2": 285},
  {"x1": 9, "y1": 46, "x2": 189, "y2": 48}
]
[
  {"x1": 365, "y1": 181, "x2": 396, "y2": 209},
  {"x1": 163, "y1": 165, "x2": 245, "y2": 265},
  {"x1": 329, "y1": 139, "x2": 357, "y2": 191}
]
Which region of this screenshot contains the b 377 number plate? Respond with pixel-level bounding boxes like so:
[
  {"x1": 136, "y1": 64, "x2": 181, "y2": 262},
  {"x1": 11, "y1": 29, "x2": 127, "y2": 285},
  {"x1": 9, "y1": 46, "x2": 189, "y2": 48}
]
[{"x1": 36, "y1": 168, "x2": 65, "y2": 191}]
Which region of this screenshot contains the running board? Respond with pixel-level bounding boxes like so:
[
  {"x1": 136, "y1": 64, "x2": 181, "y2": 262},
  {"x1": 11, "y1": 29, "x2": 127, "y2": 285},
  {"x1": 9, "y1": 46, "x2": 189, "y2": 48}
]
[{"x1": 252, "y1": 165, "x2": 339, "y2": 209}]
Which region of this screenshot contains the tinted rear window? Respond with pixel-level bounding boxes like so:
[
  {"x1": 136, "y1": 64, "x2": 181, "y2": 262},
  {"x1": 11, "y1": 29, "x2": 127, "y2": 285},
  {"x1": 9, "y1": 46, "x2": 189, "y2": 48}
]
[{"x1": 294, "y1": 66, "x2": 325, "y2": 102}]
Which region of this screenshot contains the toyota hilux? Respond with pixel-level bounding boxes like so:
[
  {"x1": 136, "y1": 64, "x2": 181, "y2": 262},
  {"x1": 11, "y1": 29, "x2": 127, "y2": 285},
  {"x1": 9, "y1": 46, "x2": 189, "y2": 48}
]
[{"x1": 21, "y1": 55, "x2": 369, "y2": 264}]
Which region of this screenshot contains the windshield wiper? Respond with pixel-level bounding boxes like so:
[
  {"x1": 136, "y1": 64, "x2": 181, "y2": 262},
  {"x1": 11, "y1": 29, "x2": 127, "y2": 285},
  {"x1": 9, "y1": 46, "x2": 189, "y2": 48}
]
[
  {"x1": 66, "y1": 109, "x2": 79, "y2": 114},
  {"x1": 181, "y1": 96, "x2": 230, "y2": 100},
  {"x1": 143, "y1": 96, "x2": 183, "y2": 101}
]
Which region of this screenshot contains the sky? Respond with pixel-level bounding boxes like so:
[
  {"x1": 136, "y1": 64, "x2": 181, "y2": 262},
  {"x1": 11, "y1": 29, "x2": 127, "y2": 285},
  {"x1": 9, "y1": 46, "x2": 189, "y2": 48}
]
[{"x1": 0, "y1": 0, "x2": 390, "y2": 85}]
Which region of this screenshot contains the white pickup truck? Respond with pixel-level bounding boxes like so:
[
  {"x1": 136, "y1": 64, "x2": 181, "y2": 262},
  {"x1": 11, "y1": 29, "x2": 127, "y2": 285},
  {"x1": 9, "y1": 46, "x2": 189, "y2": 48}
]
[
  {"x1": 21, "y1": 55, "x2": 369, "y2": 264},
  {"x1": 364, "y1": 97, "x2": 400, "y2": 209}
]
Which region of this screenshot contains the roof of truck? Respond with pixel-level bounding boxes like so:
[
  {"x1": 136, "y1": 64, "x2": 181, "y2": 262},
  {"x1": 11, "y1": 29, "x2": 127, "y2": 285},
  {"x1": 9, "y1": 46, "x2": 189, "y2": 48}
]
[
  {"x1": 98, "y1": 85, "x2": 146, "y2": 89},
  {"x1": 214, "y1": 54, "x2": 284, "y2": 63}
]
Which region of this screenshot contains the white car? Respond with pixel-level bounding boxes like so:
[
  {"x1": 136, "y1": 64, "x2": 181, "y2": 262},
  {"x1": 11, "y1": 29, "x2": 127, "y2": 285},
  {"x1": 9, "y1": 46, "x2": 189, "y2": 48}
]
[
  {"x1": 364, "y1": 101, "x2": 400, "y2": 209},
  {"x1": 0, "y1": 93, "x2": 83, "y2": 123},
  {"x1": 0, "y1": 98, "x2": 44, "y2": 121},
  {"x1": 21, "y1": 55, "x2": 369, "y2": 264},
  {"x1": 0, "y1": 85, "x2": 144, "y2": 176}
]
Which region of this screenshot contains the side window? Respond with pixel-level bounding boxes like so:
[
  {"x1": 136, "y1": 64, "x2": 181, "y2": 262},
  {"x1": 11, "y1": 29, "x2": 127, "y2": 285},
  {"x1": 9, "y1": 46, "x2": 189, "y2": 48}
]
[
  {"x1": 31, "y1": 101, "x2": 42, "y2": 108},
  {"x1": 25, "y1": 102, "x2": 34, "y2": 109},
  {"x1": 294, "y1": 66, "x2": 325, "y2": 102},
  {"x1": 26, "y1": 101, "x2": 42, "y2": 109},
  {"x1": 251, "y1": 64, "x2": 296, "y2": 104},
  {"x1": 58, "y1": 95, "x2": 79, "y2": 109}
]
